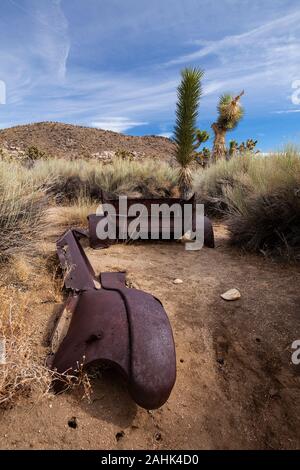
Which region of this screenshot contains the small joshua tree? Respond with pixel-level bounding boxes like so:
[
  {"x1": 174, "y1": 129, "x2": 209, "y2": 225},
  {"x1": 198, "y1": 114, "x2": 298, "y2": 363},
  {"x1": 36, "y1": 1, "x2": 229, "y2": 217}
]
[
  {"x1": 245, "y1": 139, "x2": 258, "y2": 152},
  {"x1": 211, "y1": 91, "x2": 244, "y2": 163},
  {"x1": 228, "y1": 138, "x2": 258, "y2": 159},
  {"x1": 174, "y1": 67, "x2": 203, "y2": 198},
  {"x1": 195, "y1": 129, "x2": 210, "y2": 167},
  {"x1": 195, "y1": 129, "x2": 210, "y2": 149},
  {"x1": 229, "y1": 140, "x2": 238, "y2": 158}
]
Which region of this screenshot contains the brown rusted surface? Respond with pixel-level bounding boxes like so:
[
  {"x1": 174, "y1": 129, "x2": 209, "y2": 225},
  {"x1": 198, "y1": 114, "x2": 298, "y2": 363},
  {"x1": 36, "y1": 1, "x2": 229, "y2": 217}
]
[
  {"x1": 57, "y1": 229, "x2": 99, "y2": 291},
  {"x1": 88, "y1": 191, "x2": 215, "y2": 248},
  {"x1": 203, "y1": 216, "x2": 215, "y2": 248},
  {"x1": 50, "y1": 289, "x2": 130, "y2": 380},
  {"x1": 50, "y1": 229, "x2": 176, "y2": 409},
  {"x1": 100, "y1": 272, "x2": 176, "y2": 409}
]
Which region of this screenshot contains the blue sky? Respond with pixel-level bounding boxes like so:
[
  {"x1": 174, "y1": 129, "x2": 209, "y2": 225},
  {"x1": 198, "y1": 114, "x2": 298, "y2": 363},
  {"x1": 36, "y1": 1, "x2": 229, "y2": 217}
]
[{"x1": 0, "y1": 0, "x2": 300, "y2": 151}]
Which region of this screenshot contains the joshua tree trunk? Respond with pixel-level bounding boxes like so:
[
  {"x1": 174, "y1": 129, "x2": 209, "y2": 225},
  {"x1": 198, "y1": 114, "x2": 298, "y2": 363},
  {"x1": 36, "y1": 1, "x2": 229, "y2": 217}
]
[
  {"x1": 179, "y1": 167, "x2": 193, "y2": 200},
  {"x1": 211, "y1": 123, "x2": 226, "y2": 164}
]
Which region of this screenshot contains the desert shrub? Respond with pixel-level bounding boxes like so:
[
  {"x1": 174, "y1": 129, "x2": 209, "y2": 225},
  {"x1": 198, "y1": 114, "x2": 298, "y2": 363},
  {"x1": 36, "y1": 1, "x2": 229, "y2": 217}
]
[
  {"x1": 194, "y1": 155, "x2": 252, "y2": 216},
  {"x1": 226, "y1": 187, "x2": 300, "y2": 259},
  {"x1": 31, "y1": 158, "x2": 179, "y2": 202},
  {"x1": 0, "y1": 161, "x2": 48, "y2": 258},
  {"x1": 0, "y1": 148, "x2": 12, "y2": 163},
  {"x1": 195, "y1": 149, "x2": 300, "y2": 259},
  {"x1": 26, "y1": 146, "x2": 47, "y2": 161},
  {"x1": 115, "y1": 149, "x2": 135, "y2": 161},
  {"x1": 94, "y1": 159, "x2": 179, "y2": 197}
]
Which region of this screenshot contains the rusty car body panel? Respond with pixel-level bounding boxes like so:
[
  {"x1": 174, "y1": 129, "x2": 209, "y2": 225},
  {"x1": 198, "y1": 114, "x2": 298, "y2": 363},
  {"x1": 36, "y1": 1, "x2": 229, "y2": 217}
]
[
  {"x1": 49, "y1": 194, "x2": 215, "y2": 409},
  {"x1": 89, "y1": 191, "x2": 215, "y2": 249},
  {"x1": 49, "y1": 229, "x2": 176, "y2": 409}
]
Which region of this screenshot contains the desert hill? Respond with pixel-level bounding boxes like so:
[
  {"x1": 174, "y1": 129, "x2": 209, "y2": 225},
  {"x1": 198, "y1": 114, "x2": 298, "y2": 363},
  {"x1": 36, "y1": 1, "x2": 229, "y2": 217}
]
[{"x1": 0, "y1": 122, "x2": 175, "y2": 163}]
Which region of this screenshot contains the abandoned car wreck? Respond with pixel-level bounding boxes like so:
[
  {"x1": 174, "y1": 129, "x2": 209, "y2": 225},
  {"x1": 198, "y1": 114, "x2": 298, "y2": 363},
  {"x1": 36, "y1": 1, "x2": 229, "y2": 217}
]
[{"x1": 48, "y1": 206, "x2": 215, "y2": 409}]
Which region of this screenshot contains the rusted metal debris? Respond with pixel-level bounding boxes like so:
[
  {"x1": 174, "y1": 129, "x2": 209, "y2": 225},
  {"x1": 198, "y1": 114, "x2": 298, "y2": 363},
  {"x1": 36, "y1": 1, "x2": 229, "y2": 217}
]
[
  {"x1": 89, "y1": 191, "x2": 215, "y2": 249},
  {"x1": 49, "y1": 229, "x2": 176, "y2": 409},
  {"x1": 49, "y1": 194, "x2": 215, "y2": 409}
]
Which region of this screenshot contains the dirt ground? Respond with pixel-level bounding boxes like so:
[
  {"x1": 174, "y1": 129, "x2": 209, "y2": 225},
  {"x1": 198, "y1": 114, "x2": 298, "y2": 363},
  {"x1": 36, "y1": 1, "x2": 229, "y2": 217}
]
[{"x1": 1, "y1": 223, "x2": 300, "y2": 450}]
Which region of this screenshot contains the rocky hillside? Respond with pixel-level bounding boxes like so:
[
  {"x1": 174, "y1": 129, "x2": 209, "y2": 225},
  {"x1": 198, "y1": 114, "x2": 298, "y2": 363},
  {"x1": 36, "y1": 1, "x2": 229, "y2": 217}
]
[{"x1": 0, "y1": 122, "x2": 176, "y2": 163}]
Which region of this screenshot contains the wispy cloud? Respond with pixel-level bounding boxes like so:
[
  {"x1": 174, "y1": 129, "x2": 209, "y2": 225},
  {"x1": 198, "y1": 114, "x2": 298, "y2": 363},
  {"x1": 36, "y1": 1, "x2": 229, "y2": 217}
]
[
  {"x1": 274, "y1": 109, "x2": 300, "y2": 114},
  {"x1": 157, "y1": 132, "x2": 173, "y2": 138},
  {"x1": 162, "y1": 9, "x2": 300, "y2": 125},
  {"x1": 1, "y1": 0, "x2": 70, "y2": 91},
  {"x1": 91, "y1": 117, "x2": 148, "y2": 133},
  {"x1": 165, "y1": 10, "x2": 300, "y2": 66}
]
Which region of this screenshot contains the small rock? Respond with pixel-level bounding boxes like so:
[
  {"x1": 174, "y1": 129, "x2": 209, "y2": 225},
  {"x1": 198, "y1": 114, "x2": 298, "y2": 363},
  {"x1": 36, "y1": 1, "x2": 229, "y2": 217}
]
[
  {"x1": 221, "y1": 288, "x2": 241, "y2": 301},
  {"x1": 178, "y1": 231, "x2": 193, "y2": 243},
  {"x1": 173, "y1": 279, "x2": 183, "y2": 285}
]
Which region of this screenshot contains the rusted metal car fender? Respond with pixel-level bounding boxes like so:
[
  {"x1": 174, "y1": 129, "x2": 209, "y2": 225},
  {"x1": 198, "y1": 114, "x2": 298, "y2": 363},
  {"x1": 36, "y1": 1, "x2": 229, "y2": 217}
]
[
  {"x1": 101, "y1": 272, "x2": 176, "y2": 409},
  {"x1": 49, "y1": 229, "x2": 176, "y2": 410}
]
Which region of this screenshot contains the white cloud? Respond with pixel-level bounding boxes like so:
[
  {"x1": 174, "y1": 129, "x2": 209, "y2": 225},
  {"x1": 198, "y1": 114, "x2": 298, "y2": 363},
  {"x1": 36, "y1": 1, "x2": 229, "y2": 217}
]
[
  {"x1": 274, "y1": 109, "x2": 300, "y2": 114},
  {"x1": 91, "y1": 117, "x2": 148, "y2": 133},
  {"x1": 158, "y1": 132, "x2": 173, "y2": 138}
]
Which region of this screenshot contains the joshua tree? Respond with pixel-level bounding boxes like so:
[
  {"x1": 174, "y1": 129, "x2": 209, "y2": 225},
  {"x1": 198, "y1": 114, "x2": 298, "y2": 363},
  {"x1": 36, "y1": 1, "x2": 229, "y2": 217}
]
[
  {"x1": 195, "y1": 129, "x2": 210, "y2": 149},
  {"x1": 211, "y1": 90, "x2": 244, "y2": 163},
  {"x1": 229, "y1": 140, "x2": 238, "y2": 159},
  {"x1": 196, "y1": 147, "x2": 211, "y2": 168},
  {"x1": 195, "y1": 130, "x2": 210, "y2": 167},
  {"x1": 174, "y1": 67, "x2": 203, "y2": 198},
  {"x1": 245, "y1": 139, "x2": 258, "y2": 152},
  {"x1": 238, "y1": 142, "x2": 246, "y2": 153},
  {"x1": 228, "y1": 138, "x2": 258, "y2": 159}
]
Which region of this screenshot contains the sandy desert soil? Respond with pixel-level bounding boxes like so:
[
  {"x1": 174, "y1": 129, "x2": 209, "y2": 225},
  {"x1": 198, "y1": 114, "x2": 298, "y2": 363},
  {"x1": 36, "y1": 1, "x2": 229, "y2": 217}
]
[{"x1": 0, "y1": 224, "x2": 300, "y2": 450}]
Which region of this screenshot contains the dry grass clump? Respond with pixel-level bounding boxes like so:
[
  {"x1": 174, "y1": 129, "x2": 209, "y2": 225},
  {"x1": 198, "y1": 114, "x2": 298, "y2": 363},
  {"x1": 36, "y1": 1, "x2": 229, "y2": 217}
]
[
  {"x1": 193, "y1": 155, "x2": 251, "y2": 216},
  {"x1": 0, "y1": 161, "x2": 48, "y2": 258},
  {"x1": 31, "y1": 158, "x2": 179, "y2": 202},
  {"x1": 47, "y1": 197, "x2": 99, "y2": 230},
  {"x1": 195, "y1": 149, "x2": 300, "y2": 259},
  {"x1": 0, "y1": 285, "x2": 52, "y2": 407},
  {"x1": 0, "y1": 257, "x2": 95, "y2": 407},
  {"x1": 94, "y1": 158, "x2": 179, "y2": 198}
]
